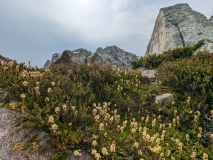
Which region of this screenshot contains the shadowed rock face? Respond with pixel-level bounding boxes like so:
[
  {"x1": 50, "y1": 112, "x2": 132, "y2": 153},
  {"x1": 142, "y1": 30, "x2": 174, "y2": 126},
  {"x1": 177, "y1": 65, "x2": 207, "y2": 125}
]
[
  {"x1": 45, "y1": 46, "x2": 138, "y2": 69},
  {"x1": 43, "y1": 53, "x2": 61, "y2": 70},
  {"x1": 0, "y1": 55, "x2": 16, "y2": 65},
  {"x1": 43, "y1": 60, "x2": 51, "y2": 70},
  {"x1": 0, "y1": 55, "x2": 6, "y2": 63},
  {"x1": 54, "y1": 49, "x2": 92, "y2": 65},
  {"x1": 146, "y1": 3, "x2": 213, "y2": 55}
]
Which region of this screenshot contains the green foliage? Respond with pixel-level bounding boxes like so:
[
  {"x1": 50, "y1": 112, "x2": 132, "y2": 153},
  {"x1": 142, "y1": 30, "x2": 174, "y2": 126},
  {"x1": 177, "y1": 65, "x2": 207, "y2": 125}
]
[
  {"x1": 132, "y1": 39, "x2": 206, "y2": 69},
  {"x1": 1, "y1": 53, "x2": 213, "y2": 159},
  {"x1": 157, "y1": 52, "x2": 213, "y2": 105}
]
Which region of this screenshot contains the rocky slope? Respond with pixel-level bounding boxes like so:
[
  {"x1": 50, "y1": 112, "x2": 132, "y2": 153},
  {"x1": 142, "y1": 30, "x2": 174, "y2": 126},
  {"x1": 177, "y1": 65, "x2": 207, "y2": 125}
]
[
  {"x1": 44, "y1": 46, "x2": 138, "y2": 69},
  {"x1": 145, "y1": 3, "x2": 213, "y2": 55},
  {"x1": 0, "y1": 107, "x2": 90, "y2": 160},
  {"x1": 0, "y1": 89, "x2": 90, "y2": 160}
]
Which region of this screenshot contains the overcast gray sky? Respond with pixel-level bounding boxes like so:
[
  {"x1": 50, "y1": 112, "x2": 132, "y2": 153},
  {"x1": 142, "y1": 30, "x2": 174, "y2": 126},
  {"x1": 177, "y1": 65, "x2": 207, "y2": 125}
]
[{"x1": 1, "y1": 0, "x2": 213, "y2": 67}]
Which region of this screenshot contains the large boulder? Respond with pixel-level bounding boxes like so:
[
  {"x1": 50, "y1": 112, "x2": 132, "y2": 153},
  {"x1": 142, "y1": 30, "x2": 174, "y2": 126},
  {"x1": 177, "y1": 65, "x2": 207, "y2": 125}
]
[
  {"x1": 145, "y1": 3, "x2": 213, "y2": 56},
  {"x1": 155, "y1": 93, "x2": 174, "y2": 104},
  {"x1": 138, "y1": 68, "x2": 156, "y2": 82}
]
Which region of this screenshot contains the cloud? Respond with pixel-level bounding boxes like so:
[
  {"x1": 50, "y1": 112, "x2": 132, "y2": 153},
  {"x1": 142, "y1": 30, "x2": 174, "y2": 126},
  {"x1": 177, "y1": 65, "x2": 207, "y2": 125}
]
[{"x1": 0, "y1": 0, "x2": 212, "y2": 67}]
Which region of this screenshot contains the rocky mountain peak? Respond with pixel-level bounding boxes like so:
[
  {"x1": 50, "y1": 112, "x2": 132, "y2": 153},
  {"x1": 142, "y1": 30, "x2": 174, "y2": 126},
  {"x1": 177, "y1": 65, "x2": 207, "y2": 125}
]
[
  {"x1": 54, "y1": 49, "x2": 92, "y2": 65},
  {"x1": 51, "y1": 53, "x2": 61, "y2": 63},
  {"x1": 43, "y1": 53, "x2": 61, "y2": 70},
  {"x1": 44, "y1": 46, "x2": 138, "y2": 69},
  {"x1": 90, "y1": 45, "x2": 137, "y2": 68},
  {"x1": 145, "y1": 3, "x2": 213, "y2": 55}
]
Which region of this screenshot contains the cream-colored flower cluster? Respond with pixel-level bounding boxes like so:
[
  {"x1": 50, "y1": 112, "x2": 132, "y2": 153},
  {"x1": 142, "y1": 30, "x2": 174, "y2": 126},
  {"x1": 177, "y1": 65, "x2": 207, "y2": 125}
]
[
  {"x1": 20, "y1": 93, "x2": 26, "y2": 99},
  {"x1": 48, "y1": 115, "x2": 54, "y2": 123},
  {"x1": 193, "y1": 111, "x2": 201, "y2": 130},
  {"x1": 34, "y1": 86, "x2": 40, "y2": 95},
  {"x1": 22, "y1": 81, "x2": 28, "y2": 87},
  {"x1": 130, "y1": 118, "x2": 138, "y2": 134},
  {"x1": 73, "y1": 150, "x2": 82, "y2": 157},
  {"x1": 7, "y1": 61, "x2": 14, "y2": 67},
  {"x1": 20, "y1": 70, "x2": 43, "y2": 79},
  {"x1": 51, "y1": 124, "x2": 58, "y2": 133},
  {"x1": 55, "y1": 107, "x2": 60, "y2": 114}
]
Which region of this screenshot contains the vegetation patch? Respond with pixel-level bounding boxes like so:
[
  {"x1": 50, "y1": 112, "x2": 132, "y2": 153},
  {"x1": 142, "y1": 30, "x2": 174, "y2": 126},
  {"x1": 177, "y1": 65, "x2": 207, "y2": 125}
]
[
  {"x1": 0, "y1": 49, "x2": 213, "y2": 159},
  {"x1": 132, "y1": 40, "x2": 206, "y2": 69}
]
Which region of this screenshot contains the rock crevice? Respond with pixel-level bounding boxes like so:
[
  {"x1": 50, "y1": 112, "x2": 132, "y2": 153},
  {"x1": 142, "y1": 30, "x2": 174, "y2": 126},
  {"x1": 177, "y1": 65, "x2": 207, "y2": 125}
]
[
  {"x1": 146, "y1": 3, "x2": 213, "y2": 55},
  {"x1": 175, "y1": 24, "x2": 186, "y2": 47}
]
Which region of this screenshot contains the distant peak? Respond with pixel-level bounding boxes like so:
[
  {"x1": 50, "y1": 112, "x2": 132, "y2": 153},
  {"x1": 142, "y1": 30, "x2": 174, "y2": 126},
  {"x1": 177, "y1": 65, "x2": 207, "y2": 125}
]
[
  {"x1": 105, "y1": 45, "x2": 121, "y2": 49},
  {"x1": 72, "y1": 48, "x2": 83, "y2": 52},
  {"x1": 161, "y1": 3, "x2": 191, "y2": 11}
]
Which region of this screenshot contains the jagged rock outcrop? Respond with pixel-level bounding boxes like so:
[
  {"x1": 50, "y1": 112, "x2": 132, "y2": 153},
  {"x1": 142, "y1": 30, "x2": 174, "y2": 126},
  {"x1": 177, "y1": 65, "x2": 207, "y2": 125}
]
[
  {"x1": 46, "y1": 46, "x2": 138, "y2": 69},
  {"x1": 0, "y1": 55, "x2": 16, "y2": 65},
  {"x1": 89, "y1": 46, "x2": 138, "y2": 68},
  {"x1": 0, "y1": 55, "x2": 6, "y2": 64},
  {"x1": 51, "y1": 53, "x2": 62, "y2": 63},
  {"x1": 43, "y1": 53, "x2": 61, "y2": 70},
  {"x1": 54, "y1": 48, "x2": 92, "y2": 65},
  {"x1": 146, "y1": 3, "x2": 213, "y2": 55},
  {"x1": 43, "y1": 60, "x2": 51, "y2": 70}
]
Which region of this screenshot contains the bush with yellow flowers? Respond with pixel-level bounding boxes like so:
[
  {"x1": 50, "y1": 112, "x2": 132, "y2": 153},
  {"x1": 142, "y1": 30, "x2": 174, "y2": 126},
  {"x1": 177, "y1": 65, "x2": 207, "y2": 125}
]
[{"x1": 0, "y1": 48, "x2": 213, "y2": 159}]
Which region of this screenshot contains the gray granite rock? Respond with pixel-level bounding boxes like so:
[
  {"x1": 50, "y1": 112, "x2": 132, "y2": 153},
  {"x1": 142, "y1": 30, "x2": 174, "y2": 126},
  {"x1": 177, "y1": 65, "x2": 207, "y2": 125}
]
[
  {"x1": 138, "y1": 68, "x2": 156, "y2": 82},
  {"x1": 46, "y1": 46, "x2": 138, "y2": 69},
  {"x1": 89, "y1": 46, "x2": 138, "y2": 68},
  {"x1": 0, "y1": 107, "x2": 90, "y2": 160},
  {"x1": 53, "y1": 48, "x2": 92, "y2": 65},
  {"x1": 155, "y1": 93, "x2": 174, "y2": 104},
  {"x1": 146, "y1": 3, "x2": 213, "y2": 55},
  {"x1": 43, "y1": 60, "x2": 51, "y2": 70},
  {"x1": 43, "y1": 53, "x2": 61, "y2": 70},
  {"x1": 51, "y1": 53, "x2": 61, "y2": 63},
  {"x1": 0, "y1": 107, "x2": 52, "y2": 160},
  {"x1": 193, "y1": 39, "x2": 213, "y2": 55}
]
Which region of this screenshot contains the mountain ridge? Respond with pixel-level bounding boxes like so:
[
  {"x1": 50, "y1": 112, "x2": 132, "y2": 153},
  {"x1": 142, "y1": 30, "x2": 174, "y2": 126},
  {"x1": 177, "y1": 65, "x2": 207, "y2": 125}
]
[{"x1": 44, "y1": 45, "x2": 138, "y2": 69}]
